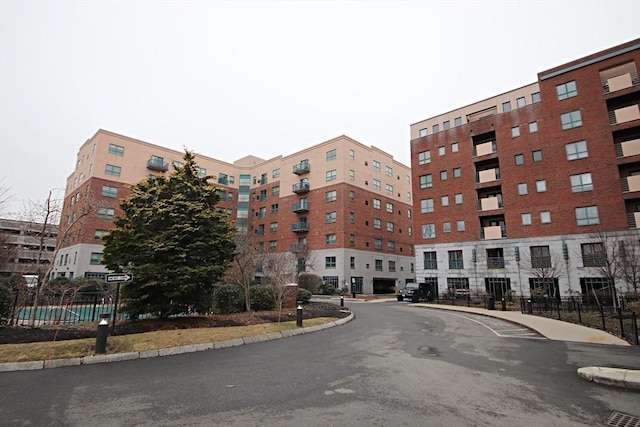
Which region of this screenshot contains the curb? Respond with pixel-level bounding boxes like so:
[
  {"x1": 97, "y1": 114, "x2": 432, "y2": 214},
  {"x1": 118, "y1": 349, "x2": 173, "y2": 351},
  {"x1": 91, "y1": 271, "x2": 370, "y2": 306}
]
[
  {"x1": 0, "y1": 312, "x2": 355, "y2": 373},
  {"x1": 577, "y1": 367, "x2": 640, "y2": 391}
]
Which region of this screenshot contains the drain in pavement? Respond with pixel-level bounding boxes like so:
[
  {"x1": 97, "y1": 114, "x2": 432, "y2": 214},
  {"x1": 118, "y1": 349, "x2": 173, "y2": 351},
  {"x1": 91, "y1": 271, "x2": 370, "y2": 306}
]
[{"x1": 605, "y1": 411, "x2": 640, "y2": 427}]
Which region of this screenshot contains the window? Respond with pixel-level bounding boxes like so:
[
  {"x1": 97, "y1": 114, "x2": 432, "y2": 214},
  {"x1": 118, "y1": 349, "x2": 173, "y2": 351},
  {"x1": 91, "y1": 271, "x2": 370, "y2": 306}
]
[
  {"x1": 517, "y1": 97, "x2": 526, "y2": 108},
  {"x1": 326, "y1": 170, "x2": 337, "y2": 181},
  {"x1": 453, "y1": 167, "x2": 461, "y2": 178},
  {"x1": 454, "y1": 117, "x2": 462, "y2": 126},
  {"x1": 272, "y1": 168, "x2": 280, "y2": 178},
  {"x1": 421, "y1": 198, "x2": 434, "y2": 213},
  {"x1": 387, "y1": 222, "x2": 394, "y2": 232},
  {"x1": 454, "y1": 193, "x2": 463, "y2": 204},
  {"x1": 443, "y1": 121, "x2": 450, "y2": 130},
  {"x1": 561, "y1": 110, "x2": 583, "y2": 130},
  {"x1": 271, "y1": 186, "x2": 280, "y2": 196},
  {"x1": 511, "y1": 126, "x2": 521, "y2": 138},
  {"x1": 521, "y1": 213, "x2": 532, "y2": 225},
  {"x1": 515, "y1": 154, "x2": 524, "y2": 166},
  {"x1": 326, "y1": 149, "x2": 337, "y2": 161},
  {"x1": 375, "y1": 259, "x2": 383, "y2": 271},
  {"x1": 529, "y1": 122, "x2": 538, "y2": 133},
  {"x1": 94, "y1": 230, "x2": 108, "y2": 240},
  {"x1": 582, "y1": 243, "x2": 605, "y2": 267},
  {"x1": 258, "y1": 207, "x2": 266, "y2": 218},
  {"x1": 556, "y1": 80, "x2": 577, "y2": 100},
  {"x1": 373, "y1": 199, "x2": 381, "y2": 209},
  {"x1": 456, "y1": 220, "x2": 465, "y2": 231},
  {"x1": 105, "y1": 164, "x2": 121, "y2": 176},
  {"x1": 97, "y1": 207, "x2": 115, "y2": 219},
  {"x1": 325, "y1": 257, "x2": 336, "y2": 268},
  {"x1": 419, "y1": 174, "x2": 433, "y2": 189},
  {"x1": 422, "y1": 224, "x2": 435, "y2": 239},
  {"x1": 565, "y1": 140, "x2": 588, "y2": 160},
  {"x1": 387, "y1": 241, "x2": 395, "y2": 252},
  {"x1": 348, "y1": 170, "x2": 355, "y2": 181},
  {"x1": 418, "y1": 150, "x2": 431, "y2": 165},
  {"x1": 196, "y1": 167, "x2": 207, "y2": 178},
  {"x1": 433, "y1": 124, "x2": 439, "y2": 133},
  {"x1": 269, "y1": 241, "x2": 277, "y2": 250},
  {"x1": 101, "y1": 185, "x2": 118, "y2": 198},
  {"x1": 374, "y1": 218, "x2": 382, "y2": 229},
  {"x1": 419, "y1": 128, "x2": 428, "y2": 137},
  {"x1": 448, "y1": 250, "x2": 463, "y2": 269},
  {"x1": 532, "y1": 150, "x2": 543, "y2": 162},
  {"x1": 90, "y1": 252, "x2": 103, "y2": 265},
  {"x1": 349, "y1": 149, "x2": 355, "y2": 160},
  {"x1": 440, "y1": 170, "x2": 448, "y2": 181},
  {"x1": 576, "y1": 206, "x2": 599, "y2": 226},
  {"x1": 443, "y1": 221, "x2": 451, "y2": 233},
  {"x1": 325, "y1": 212, "x2": 337, "y2": 224},
  {"x1": 531, "y1": 246, "x2": 551, "y2": 268},
  {"x1": 438, "y1": 146, "x2": 445, "y2": 156},
  {"x1": 389, "y1": 261, "x2": 396, "y2": 272},
  {"x1": 326, "y1": 190, "x2": 337, "y2": 202},
  {"x1": 386, "y1": 202, "x2": 393, "y2": 213},
  {"x1": 374, "y1": 239, "x2": 382, "y2": 250},
  {"x1": 270, "y1": 222, "x2": 278, "y2": 232},
  {"x1": 350, "y1": 234, "x2": 355, "y2": 246},
  {"x1": 518, "y1": 183, "x2": 528, "y2": 195},
  {"x1": 349, "y1": 191, "x2": 355, "y2": 202},
  {"x1": 540, "y1": 211, "x2": 551, "y2": 223},
  {"x1": 373, "y1": 160, "x2": 380, "y2": 172},
  {"x1": 532, "y1": 92, "x2": 541, "y2": 103},
  {"x1": 271, "y1": 203, "x2": 279, "y2": 214},
  {"x1": 451, "y1": 142, "x2": 459, "y2": 153},
  {"x1": 536, "y1": 180, "x2": 547, "y2": 192},
  {"x1": 108, "y1": 144, "x2": 124, "y2": 156},
  {"x1": 503, "y1": 101, "x2": 511, "y2": 112},
  {"x1": 570, "y1": 173, "x2": 593, "y2": 192},
  {"x1": 325, "y1": 234, "x2": 337, "y2": 245},
  {"x1": 441, "y1": 195, "x2": 449, "y2": 207},
  {"x1": 349, "y1": 212, "x2": 355, "y2": 224}
]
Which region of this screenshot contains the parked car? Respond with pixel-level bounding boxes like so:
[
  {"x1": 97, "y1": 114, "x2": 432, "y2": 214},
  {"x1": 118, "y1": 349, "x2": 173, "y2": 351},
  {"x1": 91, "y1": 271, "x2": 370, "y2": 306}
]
[{"x1": 397, "y1": 282, "x2": 430, "y2": 302}]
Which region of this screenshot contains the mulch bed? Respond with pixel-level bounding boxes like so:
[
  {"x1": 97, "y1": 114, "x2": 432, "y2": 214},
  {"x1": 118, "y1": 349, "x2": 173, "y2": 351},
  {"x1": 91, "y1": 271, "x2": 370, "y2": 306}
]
[{"x1": 0, "y1": 302, "x2": 350, "y2": 344}]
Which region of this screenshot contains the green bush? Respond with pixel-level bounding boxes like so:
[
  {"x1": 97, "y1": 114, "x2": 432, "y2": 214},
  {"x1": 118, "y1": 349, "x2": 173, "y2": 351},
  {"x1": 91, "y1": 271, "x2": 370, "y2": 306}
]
[
  {"x1": 297, "y1": 288, "x2": 312, "y2": 304},
  {"x1": 250, "y1": 285, "x2": 275, "y2": 311},
  {"x1": 297, "y1": 273, "x2": 322, "y2": 294},
  {"x1": 213, "y1": 284, "x2": 245, "y2": 314},
  {"x1": 0, "y1": 283, "x2": 11, "y2": 324},
  {"x1": 318, "y1": 282, "x2": 336, "y2": 295}
]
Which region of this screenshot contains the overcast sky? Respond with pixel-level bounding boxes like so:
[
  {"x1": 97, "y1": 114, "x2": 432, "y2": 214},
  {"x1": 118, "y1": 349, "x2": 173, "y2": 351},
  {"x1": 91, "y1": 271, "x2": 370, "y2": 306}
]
[{"x1": 1, "y1": 0, "x2": 639, "y2": 215}]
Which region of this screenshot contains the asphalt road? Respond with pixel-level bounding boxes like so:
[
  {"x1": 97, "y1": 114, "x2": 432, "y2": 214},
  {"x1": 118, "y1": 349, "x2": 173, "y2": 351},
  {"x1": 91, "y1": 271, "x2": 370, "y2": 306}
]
[{"x1": 1, "y1": 301, "x2": 639, "y2": 426}]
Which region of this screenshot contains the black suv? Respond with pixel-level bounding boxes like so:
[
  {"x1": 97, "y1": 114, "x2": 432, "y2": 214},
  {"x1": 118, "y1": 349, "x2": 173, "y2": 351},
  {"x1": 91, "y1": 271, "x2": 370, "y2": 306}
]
[{"x1": 397, "y1": 282, "x2": 430, "y2": 302}]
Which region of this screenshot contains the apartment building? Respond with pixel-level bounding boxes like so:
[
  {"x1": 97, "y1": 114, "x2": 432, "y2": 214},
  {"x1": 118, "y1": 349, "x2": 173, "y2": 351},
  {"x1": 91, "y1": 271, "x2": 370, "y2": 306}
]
[
  {"x1": 53, "y1": 130, "x2": 415, "y2": 293},
  {"x1": 0, "y1": 218, "x2": 57, "y2": 278},
  {"x1": 410, "y1": 39, "x2": 640, "y2": 299}
]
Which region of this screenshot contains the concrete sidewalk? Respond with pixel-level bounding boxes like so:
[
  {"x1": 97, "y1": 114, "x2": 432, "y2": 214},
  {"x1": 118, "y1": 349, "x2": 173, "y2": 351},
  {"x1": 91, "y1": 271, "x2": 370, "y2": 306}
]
[{"x1": 411, "y1": 302, "x2": 640, "y2": 391}]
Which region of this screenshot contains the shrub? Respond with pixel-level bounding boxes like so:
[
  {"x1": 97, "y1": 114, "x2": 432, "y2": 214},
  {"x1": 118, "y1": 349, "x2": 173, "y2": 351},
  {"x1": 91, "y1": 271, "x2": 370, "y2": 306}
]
[
  {"x1": 0, "y1": 283, "x2": 11, "y2": 324},
  {"x1": 297, "y1": 274, "x2": 322, "y2": 294},
  {"x1": 213, "y1": 284, "x2": 245, "y2": 314},
  {"x1": 297, "y1": 288, "x2": 312, "y2": 304},
  {"x1": 250, "y1": 285, "x2": 275, "y2": 311},
  {"x1": 318, "y1": 282, "x2": 336, "y2": 295}
]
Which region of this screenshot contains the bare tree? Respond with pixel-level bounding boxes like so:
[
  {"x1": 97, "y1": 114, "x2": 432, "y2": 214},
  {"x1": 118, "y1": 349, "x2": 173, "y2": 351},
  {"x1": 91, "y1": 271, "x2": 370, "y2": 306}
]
[
  {"x1": 262, "y1": 252, "x2": 297, "y2": 323},
  {"x1": 586, "y1": 231, "x2": 622, "y2": 309},
  {"x1": 619, "y1": 238, "x2": 640, "y2": 298},
  {"x1": 222, "y1": 231, "x2": 263, "y2": 311},
  {"x1": 522, "y1": 246, "x2": 566, "y2": 299}
]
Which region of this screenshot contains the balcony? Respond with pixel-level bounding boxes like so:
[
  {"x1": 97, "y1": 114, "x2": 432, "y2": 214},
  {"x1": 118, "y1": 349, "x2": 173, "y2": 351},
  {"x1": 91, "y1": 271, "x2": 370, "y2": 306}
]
[
  {"x1": 291, "y1": 222, "x2": 309, "y2": 233},
  {"x1": 616, "y1": 138, "x2": 640, "y2": 158},
  {"x1": 147, "y1": 157, "x2": 169, "y2": 172},
  {"x1": 292, "y1": 200, "x2": 310, "y2": 212},
  {"x1": 531, "y1": 256, "x2": 552, "y2": 269},
  {"x1": 292, "y1": 182, "x2": 310, "y2": 194},
  {"x1": 609, "y1": 104, "x2": 640, "y2": 125},
  {"x1": 478, "y1": 197, "x2": 502, "y2": 211},
  {"x1": 482, "y1": 226, "x2": 505, "y2": 240},
  {"x1": 476, "y1": 168, "x2": 501, "y2": 184},
  {"x1": 623, "y1": 174, "x2": 640, "y2": 193},
  {"x1": 632, "y1": 211, "x2": 640, "y2": 228},
  {"x1": 293, "y1": 160, "x2": 310, "y2": 175},
  {"x1": 290, "y1": 243, "x2": 308, "y2": 252},
  {"x1": 473, "y1": 141, "x2": 497, "y2": 157},
  {"x1": 602, "y1": 68, "x2": 639, "y2": 94}
]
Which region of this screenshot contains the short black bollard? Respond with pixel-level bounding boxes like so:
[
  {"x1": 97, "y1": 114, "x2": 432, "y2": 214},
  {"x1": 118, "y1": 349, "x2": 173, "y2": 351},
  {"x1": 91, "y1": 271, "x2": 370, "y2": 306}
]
[
  {"x1": 501, "y1": 298, "x2": 506, "y2": 311},
  {"x1": 352, "y1": 291, "x2": 356, "y2": 299},
  {"x1": 527, "y1": 300, "x2": 533, "y2": 315},
  {"x1": 95, "y1": 316, "x2": 109, "y2": 354},
  {"x1": 296, "y1": 305, "x2": 303, "y2": 327},
  {"x1": 340, "y1": 296, "x2": 344, "y2": 307}
]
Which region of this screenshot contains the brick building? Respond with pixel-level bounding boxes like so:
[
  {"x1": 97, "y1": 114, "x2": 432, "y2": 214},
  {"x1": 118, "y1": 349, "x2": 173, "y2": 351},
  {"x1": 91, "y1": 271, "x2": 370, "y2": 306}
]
[
  {"x1": 0, "y1": 218, "x2": 57, "y2": 278},
  {"x1": 53, "y1": 130, "x2": 415, "y2": 293},
  {"x1": 410, "y1": 39, "x2": 640, "y2": 299}
]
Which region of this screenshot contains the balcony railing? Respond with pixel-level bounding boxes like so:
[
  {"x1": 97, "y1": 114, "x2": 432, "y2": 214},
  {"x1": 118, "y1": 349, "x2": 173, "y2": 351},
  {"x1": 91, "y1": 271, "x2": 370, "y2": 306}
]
[
  {"x1": 602, "y1": 71, "x2": 639, "y2": 94},
  {"x1": 608, "y1": 104, "x2": 640, "y2": 125},
  {"x1": 292, "y1": 182, "x2": 310, "y2": 194},
  {"x1": 478, "y1": 197, "x2": 503, "y2": 211},
  {"x1": 290, "y1": 243, "x2": 308, "y2": 252},
  {"x1": 291, "y1": 222, "x2": 309, "y2": 232},
  {"x1": 293, "y1": 161, "x2": 310, "y2": 175},
  {"x1": 473, "y1": 141, "x2": 497, "y2": 157},
  {"x1": 482, "y1": 226, "x2": 505, "y2": 240},
  {"x1": 622, "y1": 175, "x2": 640, "y2": 193},
  {"x1": 531, "y1": 256, "x2": 552, "y2": 269},
  {"x1": 476, "y1": 168, "x2": 501, "y2": 183},
  {"x1": 292, "y1": 200, "x2": 310, "y2": 212},
  {"x1": 616, "y1": 138, "x2": 640, "y2": 158},
  {"x1": 147, "y1": 158, "x2": 169, "y2": 172},
  {"x1": 487, "y1": 257, "x2": 505, "y2": 269}
]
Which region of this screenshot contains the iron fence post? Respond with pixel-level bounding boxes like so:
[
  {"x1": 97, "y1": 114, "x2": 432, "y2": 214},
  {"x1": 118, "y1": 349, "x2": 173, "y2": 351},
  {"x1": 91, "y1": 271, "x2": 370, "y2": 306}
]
[
  {"x1": 617, "y1": 307, "x2": 625, "y2": 340},
  {"x1": 632, "y1": 312, "x2": 639, "y2": 345},
  {"x1": 600, "y1": 304, "x2": 606, "y2": 331}
]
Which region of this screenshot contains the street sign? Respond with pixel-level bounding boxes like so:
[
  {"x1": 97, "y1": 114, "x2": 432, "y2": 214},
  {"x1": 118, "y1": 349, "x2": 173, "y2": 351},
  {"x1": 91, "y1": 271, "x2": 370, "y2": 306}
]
[{"x1": 106, "y1": 273, "x2": 133, "y2": 283}]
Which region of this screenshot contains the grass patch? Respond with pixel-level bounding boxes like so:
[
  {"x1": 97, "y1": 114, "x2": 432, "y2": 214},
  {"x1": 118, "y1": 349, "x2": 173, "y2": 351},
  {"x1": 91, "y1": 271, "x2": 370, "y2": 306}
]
[{"x1": 0, "y1": 317, "x2": 338, "y2": 363}]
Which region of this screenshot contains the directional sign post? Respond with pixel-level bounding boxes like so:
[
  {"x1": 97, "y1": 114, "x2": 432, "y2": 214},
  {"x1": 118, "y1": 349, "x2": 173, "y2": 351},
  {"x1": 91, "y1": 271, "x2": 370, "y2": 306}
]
[{"x1": 105, "y1": 274, "x2": 133, "y2": 334}]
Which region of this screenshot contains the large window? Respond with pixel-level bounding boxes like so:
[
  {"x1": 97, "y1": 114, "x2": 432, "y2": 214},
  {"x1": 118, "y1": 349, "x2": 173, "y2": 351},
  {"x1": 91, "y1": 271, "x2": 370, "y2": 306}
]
[
  {"x1": 326, "y1": 190, "x2": 337, "y2": 202},
  {"x1": 556, "y1": 80, "x2": 578, "y2": 100},
  {"x1": 424, "y1": 251, "x2": 437, "y2": 269},
  {"x1": 581, "y1": 243, "x2": 605, "y2": 267},
  {"x1": 575, "y1": 206, "x2": 599, "y2": 226},
  {"x1": 90, "y1": 252, "x2": 103, "y2": 265},
  {"x1": 530, "y1": 246, "x2": 551, "y2": 268},
  {"x1": 386, "y1": 184, "x2": 393, "y2": 195},
  {"x1": 108, "y1": 144, "x2": 124, "y2": 156},
  {"x1": 325, "y1": 257, "x2": 336, "y2": 268},
  {"x1": 325, "y1": 212, "x2": 337, "y2": 224},
  {"x1": 105, "y1": 164, "x2": 121, "y2": 176},
  {"x1": 373, "y1": 218, "x2": 382, "y2": 229},
  {"x1": 561, "y1": 110, "x2": 583, "y2": 130},
  {"x1": 565, "y1": 140, "x2": 588, "y2": 160},
  {"x1": 375, "y1": 259, "x2": 383, "y2": 271},
  {"x1": 326, "y1": 149, "x2": 337, "y2": 161},
  {"x1": 373, "y1": 199, "x2": 381, "y2": 209},
  {"x1": 385, "y1": 166, "x2": 393, "y2": 177},
  {"x1": 373, "y1": 160, "x2": 380, "y2": 171},
  {"x1": 387, "y1": 241, "x2": 395, "y2": 251},
  {"x1": 386, "y1": 222, "x2": 394, "y2": 232},
  {"x1": 419, "y1": 174, "x2": 432, "y2": 189},
  {"x1": 101, "y1": 185, "x2": 118, "y2": 198},
  {"x1": 326, "y1": 170, "x2": 337, "y2": 181},
  {"x1": 570, "y1": 173, "x2": 593, "y2": 192},
  {"x1": 374, "y1": 239, "x2": 382, "y2": 250},
  {"x1": 386, "y1": 202, "x2": 393, "y2": 213},
  {"x1": 420, "y1": 198, "x2": 434, "y2": 213},
  {"x1": 325, "y1": 234, "x2": 337, "y2": 245},
  {"x1": 373, "y1": 179, "x2": 381, "y2": 190},
  {"x1": 448, "y1": 250, "x2": 463, "y2": 269},
  {"x1": 97, "y1": 207, "x2": 115, "y2": 219},
  {"x1": 418, "y1": 150, "x2": 431, "y2": 165},
  {"x1": 422, "y1": 224, "x2": 435, "y2": 239}
]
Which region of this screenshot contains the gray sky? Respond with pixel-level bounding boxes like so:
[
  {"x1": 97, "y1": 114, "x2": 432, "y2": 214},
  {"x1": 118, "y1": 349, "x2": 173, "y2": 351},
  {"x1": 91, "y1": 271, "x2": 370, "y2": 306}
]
[{"x1": 1, "y1": 0, "x2": 639, "y2": 215}]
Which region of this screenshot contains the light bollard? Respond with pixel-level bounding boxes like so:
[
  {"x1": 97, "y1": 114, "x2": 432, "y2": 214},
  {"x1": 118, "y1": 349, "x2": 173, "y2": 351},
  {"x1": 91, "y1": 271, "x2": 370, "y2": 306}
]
[
  {"x1": 340, "y1": 296, "x2": 344, "y2": 307},
  {"x1": 296, "y1": 305, "x2": 303, "y2": 327},
  {"x1": 95, "y1": 317, "x2": 109, "y2": 354}
]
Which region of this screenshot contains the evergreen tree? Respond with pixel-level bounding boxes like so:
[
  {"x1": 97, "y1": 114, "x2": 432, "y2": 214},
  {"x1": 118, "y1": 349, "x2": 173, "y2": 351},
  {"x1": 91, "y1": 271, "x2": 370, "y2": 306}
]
[{"x1": 103, "y1": 151, "x2": 235, "y2": 318}]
